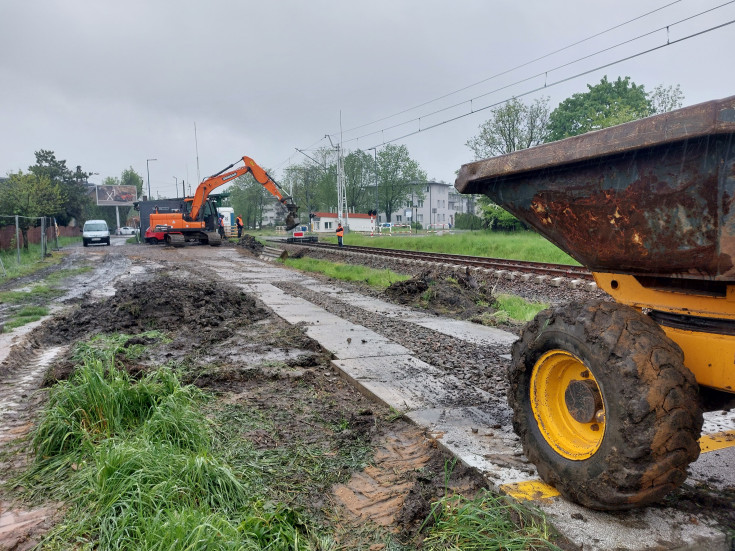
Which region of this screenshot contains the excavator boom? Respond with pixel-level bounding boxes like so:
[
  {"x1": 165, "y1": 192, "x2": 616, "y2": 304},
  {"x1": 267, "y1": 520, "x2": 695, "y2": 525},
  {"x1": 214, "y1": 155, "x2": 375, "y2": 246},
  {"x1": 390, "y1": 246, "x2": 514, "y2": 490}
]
[{"x1": 190, "y1": 156, "x2": 300, "y2": 230}]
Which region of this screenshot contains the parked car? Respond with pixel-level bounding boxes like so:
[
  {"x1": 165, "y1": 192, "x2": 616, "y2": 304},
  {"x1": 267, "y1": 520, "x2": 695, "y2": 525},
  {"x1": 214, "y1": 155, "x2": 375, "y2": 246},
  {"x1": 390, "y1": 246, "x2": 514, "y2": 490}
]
[
  {"x1": 82, "y1": 220, "x2": 110, "y2": 247},
  {"x1": 118, "y1": 226, "x2": 136, "y2": 235}
]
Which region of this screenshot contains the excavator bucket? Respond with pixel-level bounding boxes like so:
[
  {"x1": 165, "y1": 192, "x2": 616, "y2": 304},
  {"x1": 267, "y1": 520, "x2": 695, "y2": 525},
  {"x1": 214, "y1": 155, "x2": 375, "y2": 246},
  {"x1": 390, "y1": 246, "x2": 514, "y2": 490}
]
[
  {"x1": 285, "y1": 211, "x2": 300, "y2": 231},
  {"x1": 283, "y1": 199, "x2": 300, "y2": 231}
]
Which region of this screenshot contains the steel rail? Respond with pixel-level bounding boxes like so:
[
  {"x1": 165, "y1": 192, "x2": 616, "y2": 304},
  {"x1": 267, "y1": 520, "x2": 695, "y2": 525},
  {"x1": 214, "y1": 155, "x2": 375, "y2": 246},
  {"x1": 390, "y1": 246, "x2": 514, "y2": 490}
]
[{"x1": 277, "y1": 240, "x2": 593, "y2": 280}]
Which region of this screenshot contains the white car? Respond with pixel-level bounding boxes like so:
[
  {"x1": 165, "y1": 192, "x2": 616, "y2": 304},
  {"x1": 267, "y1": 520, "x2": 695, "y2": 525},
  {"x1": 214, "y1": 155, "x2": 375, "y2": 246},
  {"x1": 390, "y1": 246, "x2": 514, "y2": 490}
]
[
  {"x1": 118, "y1": 226, "x2": 136, "y2": 235},
  {"x1": 82, "y1": 220, "x2": 110, "y2": 246}
]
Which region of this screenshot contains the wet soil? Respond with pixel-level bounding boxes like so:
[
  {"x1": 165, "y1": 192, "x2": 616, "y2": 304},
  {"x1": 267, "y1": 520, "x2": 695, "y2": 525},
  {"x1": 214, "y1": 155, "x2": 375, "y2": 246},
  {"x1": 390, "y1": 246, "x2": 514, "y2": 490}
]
[{"x1": 385, "y1": 267, "x2": 494, "y2": 321}]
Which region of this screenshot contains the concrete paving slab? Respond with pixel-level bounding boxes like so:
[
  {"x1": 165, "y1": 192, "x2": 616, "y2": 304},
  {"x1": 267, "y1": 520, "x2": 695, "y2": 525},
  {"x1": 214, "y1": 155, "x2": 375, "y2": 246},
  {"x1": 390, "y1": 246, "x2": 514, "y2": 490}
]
[
  {"x1": 689, "y1": 446, "x2": 735, "y2": 491},
  {"x1": 536, "y1": 499, "x2": 728, "y2": 551},
  {"x1": 406, "y1": 406, "x2": 533, "y2": 487},
  {"x1": 410, "y1": 318, "x2": 518, "y2": 347},
  {"x1": 299, "y1": 280, "x2": 519, "y2": 346},
  {"x1": 333, "y1": 355, "x2": 492, "y2": 410},
  {"x1": 307, "y1": 325, "x2": 410, "y2": 359}
]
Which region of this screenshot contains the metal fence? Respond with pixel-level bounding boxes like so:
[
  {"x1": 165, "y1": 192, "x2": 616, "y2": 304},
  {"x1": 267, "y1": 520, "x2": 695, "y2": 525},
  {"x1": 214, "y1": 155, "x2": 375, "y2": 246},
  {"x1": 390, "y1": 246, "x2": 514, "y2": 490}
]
[{"x1": 0, "y1": 215, "x2": 71, "y2": 263}]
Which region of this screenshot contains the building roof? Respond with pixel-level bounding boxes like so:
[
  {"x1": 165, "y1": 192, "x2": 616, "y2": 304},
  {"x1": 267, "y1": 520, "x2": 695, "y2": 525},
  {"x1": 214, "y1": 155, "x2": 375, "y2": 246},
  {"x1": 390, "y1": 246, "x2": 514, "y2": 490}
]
[{"x1": 313, "y1": 212, "x2": 373, "y2": 220}]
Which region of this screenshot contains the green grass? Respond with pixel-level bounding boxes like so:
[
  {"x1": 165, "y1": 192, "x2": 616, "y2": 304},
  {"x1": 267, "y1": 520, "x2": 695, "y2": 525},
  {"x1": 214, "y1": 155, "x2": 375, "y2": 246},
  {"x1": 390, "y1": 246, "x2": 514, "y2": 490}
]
[
  {"x1": 2, "y1": 305, "x2": 49, "y2": 331},
  {"x1": 495, "y1": 293, "x2": 549, "y2": 322},
  {"x1": 0, "y1": 237, "x2": 79, "y2": 279},
  {"x1": 283, "y1": 256, "x2": 411, "y2": 288},
  {"x1": 326, "y1": 231, "x2": 578, "y2": 265},
  {"x1": 20, "y1": 334, "x2": 336, "y2": 550},
  {"x1": 421, "y1": 489, "x2": 560, "y2": 550}
]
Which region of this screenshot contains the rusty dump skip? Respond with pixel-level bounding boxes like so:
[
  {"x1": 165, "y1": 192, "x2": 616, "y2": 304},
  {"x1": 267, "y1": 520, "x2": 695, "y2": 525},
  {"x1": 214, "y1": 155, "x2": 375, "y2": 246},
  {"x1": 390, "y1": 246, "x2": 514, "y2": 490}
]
[{"x1": 455, "y1": 96, "x2": 735, "y2": 280}]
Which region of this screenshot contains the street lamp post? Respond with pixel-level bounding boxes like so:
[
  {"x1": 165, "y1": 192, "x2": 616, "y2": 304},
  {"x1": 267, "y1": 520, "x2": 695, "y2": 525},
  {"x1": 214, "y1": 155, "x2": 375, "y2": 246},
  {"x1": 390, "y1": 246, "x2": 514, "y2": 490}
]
[{"x1": 146, "y1": 158, "x2": 157, "y2": 200}]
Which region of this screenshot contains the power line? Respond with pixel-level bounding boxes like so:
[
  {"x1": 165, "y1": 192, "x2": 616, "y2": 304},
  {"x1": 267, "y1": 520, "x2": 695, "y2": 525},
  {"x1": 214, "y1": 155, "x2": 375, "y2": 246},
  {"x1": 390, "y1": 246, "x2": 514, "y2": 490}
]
[
  {"x1": 366, "y1": 17, "x2": 735, "y2": 150},
  {"x1": 334, "y1": 4, "x2": 734, "y2": 148},
  {"x1": 329, "y1": 0, "x2": 687, "y2": 138}
]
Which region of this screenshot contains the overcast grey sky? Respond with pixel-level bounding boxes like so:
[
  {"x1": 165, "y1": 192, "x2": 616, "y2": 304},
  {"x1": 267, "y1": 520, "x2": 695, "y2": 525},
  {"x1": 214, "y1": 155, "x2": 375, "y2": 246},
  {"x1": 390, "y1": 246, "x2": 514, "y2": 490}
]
[{"x1": 1, "y1": 0, "x2": 734, "y2": 200}]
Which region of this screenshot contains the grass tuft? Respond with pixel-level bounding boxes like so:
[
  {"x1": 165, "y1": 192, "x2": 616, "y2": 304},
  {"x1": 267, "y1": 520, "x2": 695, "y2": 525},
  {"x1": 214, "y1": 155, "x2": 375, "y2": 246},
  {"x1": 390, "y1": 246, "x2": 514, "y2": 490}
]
[
  {"x1": 282, "y1": 256, "x2": 410, "y2": 288},
  {"x1": 422, "y1": 489, "x2": 560, "y2": 550}
]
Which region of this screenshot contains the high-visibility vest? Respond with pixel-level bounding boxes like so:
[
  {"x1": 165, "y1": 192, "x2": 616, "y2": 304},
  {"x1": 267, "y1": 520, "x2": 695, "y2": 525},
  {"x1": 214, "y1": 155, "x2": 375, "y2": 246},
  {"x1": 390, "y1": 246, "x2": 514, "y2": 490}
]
[{"x1": 336, "y1": 226, "x2": 344, "y2": 237}]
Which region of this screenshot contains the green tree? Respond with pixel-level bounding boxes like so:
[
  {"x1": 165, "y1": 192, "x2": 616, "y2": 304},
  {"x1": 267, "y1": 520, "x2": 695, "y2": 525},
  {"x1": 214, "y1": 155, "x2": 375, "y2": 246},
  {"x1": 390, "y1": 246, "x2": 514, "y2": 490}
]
[
  {"x1": 375, "y1": 144, "x2": 426, "y2": 222},
  {"x1": 649, "y1": 84, "x2": 684, "y2": 114},
  {"x1": 28, "y1": 150, "x2": 93, "y2": 226},
  {"x1": 0, "y1": 171, "x2": 64, "y2": 249},
  {"x1": 546, "y1": 76, "x2": 651, "y2": 141},
  {"x1": 344, "y1": 149, "x2": 376, "y2": 214},
  {"x1": 466, "y1": 97, "x2": 551, "y2": 159}
]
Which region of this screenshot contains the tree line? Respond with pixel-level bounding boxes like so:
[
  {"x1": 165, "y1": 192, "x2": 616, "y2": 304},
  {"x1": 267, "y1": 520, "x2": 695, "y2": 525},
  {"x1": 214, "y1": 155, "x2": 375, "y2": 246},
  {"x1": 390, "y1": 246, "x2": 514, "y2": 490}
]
[{"x1": 1, "y1": 76, "x2": 683, "y2": 239}]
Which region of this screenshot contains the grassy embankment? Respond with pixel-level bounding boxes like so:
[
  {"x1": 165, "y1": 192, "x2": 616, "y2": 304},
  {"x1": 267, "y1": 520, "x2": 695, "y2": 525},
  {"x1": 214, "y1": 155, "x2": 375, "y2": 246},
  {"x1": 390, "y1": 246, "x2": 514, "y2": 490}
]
[
  {"x1": 16, "y1": 333, "x2": 561, "y2": 550},
  {"x1": 0, "y1": 238, "x2": 90, "y2": 332},
  {"x1": 283, "y1": 231, "x2": 564, "y2": 322}
]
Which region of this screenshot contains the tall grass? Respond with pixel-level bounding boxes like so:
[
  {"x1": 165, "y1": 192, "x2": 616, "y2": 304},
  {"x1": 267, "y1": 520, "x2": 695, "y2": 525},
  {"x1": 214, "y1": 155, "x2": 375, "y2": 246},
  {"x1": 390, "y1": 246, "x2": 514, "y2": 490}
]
[
  {"x1": 0, "y1": 237, "x2": 78, "y2": 279},
  {"x1": 283, "y1": 256, "x2": 410, "y2": 288},
  {"x1": 24, "y1": 334, "x2": 323, "y2": 550},
  {"x1": 331, "y1": 231, "x2": 578, "y2": 265},
  {"x1": 422, "y1": 489, "x2": 560, "y2": 550}
]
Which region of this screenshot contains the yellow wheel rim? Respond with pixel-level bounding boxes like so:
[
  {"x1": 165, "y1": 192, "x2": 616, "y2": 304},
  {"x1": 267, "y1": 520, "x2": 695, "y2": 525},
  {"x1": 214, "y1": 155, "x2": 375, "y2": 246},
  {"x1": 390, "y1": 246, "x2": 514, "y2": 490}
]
[{"x1": 530, "y1": 350, "x2": 605, "y2": 460}]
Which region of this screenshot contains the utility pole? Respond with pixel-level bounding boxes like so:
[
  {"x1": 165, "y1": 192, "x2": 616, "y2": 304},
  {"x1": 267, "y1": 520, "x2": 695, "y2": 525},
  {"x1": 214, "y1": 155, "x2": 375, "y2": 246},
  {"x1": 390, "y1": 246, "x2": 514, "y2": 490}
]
[{"x1": 326, "y1": 134, "x2": 348, "y2": 227}]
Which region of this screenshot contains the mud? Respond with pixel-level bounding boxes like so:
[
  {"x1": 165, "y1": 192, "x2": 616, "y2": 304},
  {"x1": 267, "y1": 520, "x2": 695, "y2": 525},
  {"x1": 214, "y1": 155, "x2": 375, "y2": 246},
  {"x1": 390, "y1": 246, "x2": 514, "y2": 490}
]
[
  {"x1": 385, "y1": 267, "x2": 496, "y2": 321},
  {"x1": 235, "y1": 233, "x2": 265, "y2": 255}
]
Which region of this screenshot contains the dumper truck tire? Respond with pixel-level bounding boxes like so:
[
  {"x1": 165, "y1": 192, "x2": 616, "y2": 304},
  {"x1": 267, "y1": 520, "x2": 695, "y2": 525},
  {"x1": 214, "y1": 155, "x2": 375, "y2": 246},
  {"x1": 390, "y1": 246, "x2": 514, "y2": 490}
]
[{"x1": 509, "y1": 300, "x2": 702, "y2": 510}]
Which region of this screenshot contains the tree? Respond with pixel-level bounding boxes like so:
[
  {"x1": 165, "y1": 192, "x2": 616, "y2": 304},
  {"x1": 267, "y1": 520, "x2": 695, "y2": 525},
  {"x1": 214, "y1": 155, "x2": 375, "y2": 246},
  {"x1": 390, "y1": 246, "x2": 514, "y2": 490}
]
[
  {"x1": 466, "y1": 97, "x2": 551, "y2": 159},
  {"x1": 28, "y1": 150, "x2": 93, "y2": 225},
  {"x1": 546, "y1": 76, "x2": 651, "y2": 141},
  {"x1": 649, "y1": 84, "x2": 684, "y2": 114},
  {"x1": 344, "y1": 149, "x2": 376, "y2": 214},
  {"x1": 0, "y1": 171, "x2": 63, "y2": 249},
  {"x1": 375, "y1": 144, "x2": 427, "y2": 222}
]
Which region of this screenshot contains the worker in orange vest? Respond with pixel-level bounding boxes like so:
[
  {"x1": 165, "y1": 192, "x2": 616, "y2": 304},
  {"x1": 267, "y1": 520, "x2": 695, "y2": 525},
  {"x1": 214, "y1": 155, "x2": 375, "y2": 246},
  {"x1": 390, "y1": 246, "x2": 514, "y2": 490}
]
[
  {"x1": 236, "y1": 215, "x2": 244, "y2": 238},
  {"x1": 336, "y1": 222, "x2": 344, "y2": 247}
]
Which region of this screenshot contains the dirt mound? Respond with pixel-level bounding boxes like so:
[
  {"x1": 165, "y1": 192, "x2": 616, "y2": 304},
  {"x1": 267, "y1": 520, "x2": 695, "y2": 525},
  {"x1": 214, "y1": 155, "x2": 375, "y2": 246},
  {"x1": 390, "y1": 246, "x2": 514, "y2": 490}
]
[
  {"x1": 385, "y1": 268, "x2": 493, "y2": 319},
  {"x1": 236, "y1": 234, "x2": 265, "y2": 255},
  {"x1": 41, "y1": 271, "x2": 268, "y2": 346}
]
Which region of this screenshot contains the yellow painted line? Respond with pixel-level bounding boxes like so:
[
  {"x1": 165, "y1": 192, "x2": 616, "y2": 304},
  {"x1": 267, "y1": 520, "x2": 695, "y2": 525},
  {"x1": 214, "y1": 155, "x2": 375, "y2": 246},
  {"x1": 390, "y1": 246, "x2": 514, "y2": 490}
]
[
  {"x1": 499, "y1": 430, "x2": 735, "y2": 503},
  {"x1": 699, "y1": 430, "x2": 735, "y2": 453},
  {"x1": 500, "y1": 480, "x2": 560, "y2": 501}
]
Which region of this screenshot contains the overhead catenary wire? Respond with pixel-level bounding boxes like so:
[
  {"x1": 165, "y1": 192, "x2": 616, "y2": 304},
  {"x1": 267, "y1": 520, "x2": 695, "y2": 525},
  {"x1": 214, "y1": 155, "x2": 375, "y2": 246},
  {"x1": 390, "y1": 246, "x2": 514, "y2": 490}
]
[
  {"x1": 292, "y1": 1, "x2": 733, "y2": 162},
  {"x1": 364, "y1": 18, "x2": 735, "y2": 150},
  {"x1": 329, "y1": 0, "x2": 688, "y2": 138}
]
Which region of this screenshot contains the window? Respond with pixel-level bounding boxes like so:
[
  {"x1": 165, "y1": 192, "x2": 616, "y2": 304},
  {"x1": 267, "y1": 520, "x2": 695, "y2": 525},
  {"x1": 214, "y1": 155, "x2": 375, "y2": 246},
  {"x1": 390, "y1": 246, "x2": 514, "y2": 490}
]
[
  {"x1": 396, "y1": 215, "x2": 402, "y2": 222},
  {"x1": 417, "y1": 214, "x2": 423, "y2": 222},
  {"x1": 418, "y1": 200, "x2": 424, "y2": 208},
  {"x1": 324, "y1": 222, "x2": 333, "y2": 229}
]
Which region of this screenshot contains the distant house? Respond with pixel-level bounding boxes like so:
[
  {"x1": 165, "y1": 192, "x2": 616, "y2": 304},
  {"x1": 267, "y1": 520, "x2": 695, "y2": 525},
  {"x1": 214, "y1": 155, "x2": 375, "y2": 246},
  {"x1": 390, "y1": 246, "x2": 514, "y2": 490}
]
[{"x1": 310, "y1": 212, "x2": 375, "y2": 233}]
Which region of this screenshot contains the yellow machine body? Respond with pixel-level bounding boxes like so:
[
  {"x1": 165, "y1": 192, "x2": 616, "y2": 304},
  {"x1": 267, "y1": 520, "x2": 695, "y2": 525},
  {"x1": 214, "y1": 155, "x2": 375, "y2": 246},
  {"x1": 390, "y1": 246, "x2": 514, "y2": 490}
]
[{"x1": 594, "y1": 272, "x2": 735, "y2": 393}]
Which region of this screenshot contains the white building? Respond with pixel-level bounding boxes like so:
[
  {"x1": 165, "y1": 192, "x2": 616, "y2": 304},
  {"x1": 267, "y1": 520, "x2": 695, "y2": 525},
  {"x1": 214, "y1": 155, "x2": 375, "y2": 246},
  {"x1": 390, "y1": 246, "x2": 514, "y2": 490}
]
[
  {"x1": 387, "y1": 181, "x2": 455, "y2": 229},
  {"x1": 311, "y1": 212, "x2": 375, "y2": 233}
]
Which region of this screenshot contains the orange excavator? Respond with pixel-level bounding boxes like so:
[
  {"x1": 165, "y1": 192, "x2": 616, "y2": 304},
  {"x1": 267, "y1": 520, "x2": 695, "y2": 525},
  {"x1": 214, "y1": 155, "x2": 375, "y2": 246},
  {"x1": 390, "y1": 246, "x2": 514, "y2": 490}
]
[{"x1": 146, "y1": 156, "x2": 299, "y2": 247}]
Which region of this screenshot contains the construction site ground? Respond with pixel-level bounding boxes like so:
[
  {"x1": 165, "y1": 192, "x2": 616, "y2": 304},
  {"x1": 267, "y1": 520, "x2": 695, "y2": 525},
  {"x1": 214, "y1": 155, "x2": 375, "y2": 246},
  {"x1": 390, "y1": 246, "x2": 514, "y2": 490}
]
[{"x1": 0, "y1": 235, "x2": 733, "y2": 550}]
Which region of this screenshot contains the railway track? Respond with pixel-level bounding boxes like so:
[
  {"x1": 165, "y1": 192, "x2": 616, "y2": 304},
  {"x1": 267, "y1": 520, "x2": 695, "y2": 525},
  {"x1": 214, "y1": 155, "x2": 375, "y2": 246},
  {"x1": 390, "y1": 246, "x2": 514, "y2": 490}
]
[{"x1": 274, "y1": 240, "x2": 593, "y2": 281}]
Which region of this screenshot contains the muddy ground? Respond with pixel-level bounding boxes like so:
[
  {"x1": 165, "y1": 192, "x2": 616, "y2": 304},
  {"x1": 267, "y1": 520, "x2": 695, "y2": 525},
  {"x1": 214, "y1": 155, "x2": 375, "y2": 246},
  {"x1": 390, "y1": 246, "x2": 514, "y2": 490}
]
[{"x1": 0, "y1": 241, "x2": 539, "y2": 550}]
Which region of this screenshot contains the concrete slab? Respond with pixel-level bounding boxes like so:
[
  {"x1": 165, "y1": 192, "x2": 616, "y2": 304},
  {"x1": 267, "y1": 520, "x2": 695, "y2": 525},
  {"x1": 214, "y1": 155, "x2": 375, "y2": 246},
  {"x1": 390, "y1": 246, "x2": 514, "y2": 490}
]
[
  {"x1": 406, "y1": 406, "x2": 533, "y2": 487},
  {"x1": 308, "y1": 325, "x2": 410, "y2": 359},
  {"x1": 333, "y1": 355, "x2": 492, "y2": 410},
  {"x1": 536, "y1": 499, "x2": 728, "y2": 551}
]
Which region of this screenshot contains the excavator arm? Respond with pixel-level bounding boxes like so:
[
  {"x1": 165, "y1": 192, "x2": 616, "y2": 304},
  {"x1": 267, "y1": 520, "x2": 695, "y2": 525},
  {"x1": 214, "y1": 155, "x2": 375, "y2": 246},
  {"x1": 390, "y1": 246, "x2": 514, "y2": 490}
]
[{"x1": 190, "y1": 156, "x2": 300, "y2": 230}]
